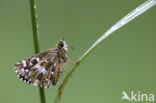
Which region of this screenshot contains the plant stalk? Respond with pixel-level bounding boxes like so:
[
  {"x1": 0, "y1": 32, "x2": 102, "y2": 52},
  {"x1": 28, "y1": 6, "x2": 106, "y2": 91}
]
[
  {"x1": 54, "y1": 0, "x2": 156, "y2": 103},
  {"x1": 29, "y1": 0, "x2": 46, "y2": 103}
]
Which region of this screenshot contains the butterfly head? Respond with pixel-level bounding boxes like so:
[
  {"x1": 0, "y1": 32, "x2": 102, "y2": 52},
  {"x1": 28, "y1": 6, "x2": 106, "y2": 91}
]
[{"x1": 57, "y1": 38, "x2": 68, "y2": 51}]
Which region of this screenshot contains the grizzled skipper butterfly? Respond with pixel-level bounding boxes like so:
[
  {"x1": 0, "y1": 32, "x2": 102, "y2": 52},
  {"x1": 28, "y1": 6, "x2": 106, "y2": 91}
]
[{"x1": 14, "y1": 38, "x2": 68, "y2": 88}]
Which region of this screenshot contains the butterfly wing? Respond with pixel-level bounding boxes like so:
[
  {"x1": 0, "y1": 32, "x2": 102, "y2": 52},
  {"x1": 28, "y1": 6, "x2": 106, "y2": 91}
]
[
  {"x1": 52, "y1": 63, "x2": 64, "y2": 85},
  {"x1": 14, "y1": 48, "x2": 64, "y2": 88}
]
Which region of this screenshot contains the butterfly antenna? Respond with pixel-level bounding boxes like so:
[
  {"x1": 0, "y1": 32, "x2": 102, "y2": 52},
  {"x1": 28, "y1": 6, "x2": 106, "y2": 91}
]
[{"x1": 69, "y1": 44, "x2": 75, "y2": 50}]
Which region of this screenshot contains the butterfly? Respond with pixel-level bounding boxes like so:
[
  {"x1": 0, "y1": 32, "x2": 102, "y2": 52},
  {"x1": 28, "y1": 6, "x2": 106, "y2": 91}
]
[{"x1": 14, "y1": 38, "x2": 68, "y2": 88}]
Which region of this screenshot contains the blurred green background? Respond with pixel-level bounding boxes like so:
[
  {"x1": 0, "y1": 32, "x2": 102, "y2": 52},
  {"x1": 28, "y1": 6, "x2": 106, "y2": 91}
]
[{"x1": 0, "y1": 0, "x2": 156, "y2": 103}]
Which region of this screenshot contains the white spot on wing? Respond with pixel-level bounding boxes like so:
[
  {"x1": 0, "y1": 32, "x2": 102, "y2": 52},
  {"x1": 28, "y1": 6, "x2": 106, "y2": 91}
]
[
  {"x1": 34, "y1": 79, "x2": 39, "y2": 83},
  {"x1": 44, "y1": 60, "x2": 48, "y2": 63},
  {"x1": 51, "y1": 72, "x2": 54, "y2": 75},
  {"x1": 30, "y1": 62, "x2": 32, "y2": 66},
  {"x1": 33, "y1": 64, "x2": 42, "y2": 70},
  {"x1": 33, "y1": 82, "x2": 38, "y2": 86},
  {"x1": 28, "y1": 72, "x2": 31, "y2": 76},
  {"x1": 29, "y1": 79, "x2": 32, "y2": 82},
  {"x1": 25, "y1": 76, "x2": 28, "y2": 79},
  {"x1": 54, "y1": 63, "x2": 57, "y2": 67},
  {"x1": 15, "y1": 70, "x2": 18, "y2": 73},
  {"x1": 22, "y1": 60, "x2": 26, "y2": 67},
  {"x1": 36, "y1": 58, "x2": 40, "y2": 62},
  {"x1": 41, "y1": 68, "x2": 46, "y2": 75},
  {"x1": 21, "y1": 68, "x2": 24, "y2": 72},
  {"x1": 33, "y1": 64, "x2": 47, "y2": 75},
  {"x1": 25, "y1": 69, "x2": 29, "y2": 72},
  {"x1": 33, "y1": 79, "x2": 39, "y2": 86}
]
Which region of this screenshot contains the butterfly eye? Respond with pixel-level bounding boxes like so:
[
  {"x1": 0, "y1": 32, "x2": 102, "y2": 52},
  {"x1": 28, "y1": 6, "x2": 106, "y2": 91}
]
[{"x1": 58, "y1": 42, "x2": 64, "y2": 47}]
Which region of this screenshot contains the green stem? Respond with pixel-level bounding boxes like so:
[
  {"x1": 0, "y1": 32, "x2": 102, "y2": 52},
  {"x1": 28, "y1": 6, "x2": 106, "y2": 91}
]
[
  {"x1": 39, "y1": 88, "x2": 46, "y2": 103},
  {"x1": 54, "y1": 0, "x2": 156, "y2": 103},
  {"x1": 29, "y1": 0, "x2": 46, "y2": 103},
  {"x1": 29, "y1": 0, "x2": 40, "y2": 53}
]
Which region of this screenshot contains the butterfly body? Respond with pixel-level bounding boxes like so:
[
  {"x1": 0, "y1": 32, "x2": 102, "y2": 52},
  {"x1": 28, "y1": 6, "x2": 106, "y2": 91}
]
[{"x1": 14, "y1": 39, "x2": 68, "y2": 88}]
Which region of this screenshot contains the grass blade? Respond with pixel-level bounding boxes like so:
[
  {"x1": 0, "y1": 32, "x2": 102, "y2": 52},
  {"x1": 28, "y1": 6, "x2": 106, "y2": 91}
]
[{"x1": 54, "y1": 0, "x2": 156, "y2": 103}]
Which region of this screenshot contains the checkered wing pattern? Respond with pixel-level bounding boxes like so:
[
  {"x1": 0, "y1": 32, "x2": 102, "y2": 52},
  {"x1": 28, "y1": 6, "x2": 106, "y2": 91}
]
[{"x1": 14, "y1": 49, "x2": 64, "y2": 88}]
